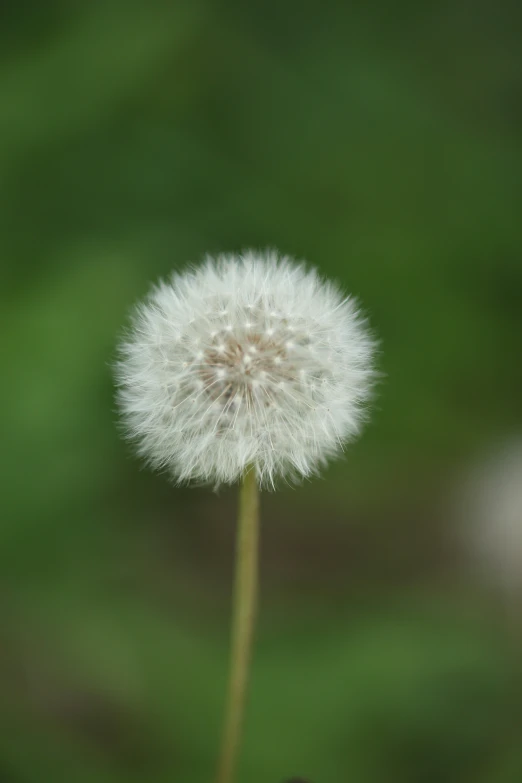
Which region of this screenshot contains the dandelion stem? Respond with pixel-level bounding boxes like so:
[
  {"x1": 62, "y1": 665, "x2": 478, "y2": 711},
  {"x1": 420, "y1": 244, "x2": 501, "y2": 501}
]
[{"x1": 215, "y1": 467, "x2": 259, "y2": 783}]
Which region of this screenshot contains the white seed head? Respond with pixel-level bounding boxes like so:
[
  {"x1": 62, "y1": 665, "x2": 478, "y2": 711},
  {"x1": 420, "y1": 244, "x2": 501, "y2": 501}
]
[
  {"x1": 115, "y1": 250, "x2": 376, "y2": 487},
  {"x1": 455, "y1": 439, "x2": 522, "y2": 595}
]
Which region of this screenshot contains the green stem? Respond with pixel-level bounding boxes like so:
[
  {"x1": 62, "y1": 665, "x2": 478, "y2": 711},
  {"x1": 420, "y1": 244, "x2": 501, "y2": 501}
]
[{"x1": 215, "y1": 467, "x2": 259, "y2": 783}]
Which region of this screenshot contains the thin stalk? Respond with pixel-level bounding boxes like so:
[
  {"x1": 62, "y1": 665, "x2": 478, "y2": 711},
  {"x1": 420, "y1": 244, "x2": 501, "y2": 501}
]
[{"x1": 215, "y1": 467, "x2": 259, "y2": 783}]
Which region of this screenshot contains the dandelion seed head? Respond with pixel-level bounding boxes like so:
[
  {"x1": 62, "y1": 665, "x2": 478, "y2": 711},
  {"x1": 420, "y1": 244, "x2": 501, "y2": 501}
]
[
  {"x1": 115, "y1": 249, "x2": 376, "y2": 487},
  {"x1": 455, "y1": 438, "x2": 522, "y2": 595}
]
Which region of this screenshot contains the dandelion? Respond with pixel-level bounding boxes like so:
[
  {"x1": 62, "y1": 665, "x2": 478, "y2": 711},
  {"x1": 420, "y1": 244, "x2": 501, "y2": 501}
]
[
  {"x1": 455, "y1": 438, "x2": 522, "y2": 605},
  {"x1": 115, "y1": 249, "x2": 376, "y2": 783},
  {"x1": 116, "y1": 249, "x2": 374, "y2": 488}
]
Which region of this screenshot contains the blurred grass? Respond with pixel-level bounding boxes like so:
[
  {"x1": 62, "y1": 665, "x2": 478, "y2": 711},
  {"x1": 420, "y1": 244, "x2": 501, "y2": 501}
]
[{"x1": 1, "y1": 1, "x2": 522, "y2": 781}]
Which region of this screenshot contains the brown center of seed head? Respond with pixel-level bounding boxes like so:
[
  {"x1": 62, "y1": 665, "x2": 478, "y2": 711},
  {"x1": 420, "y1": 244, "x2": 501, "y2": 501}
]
[{"x1": 201, "y1": 332, "x2": 289, "y2": 407}]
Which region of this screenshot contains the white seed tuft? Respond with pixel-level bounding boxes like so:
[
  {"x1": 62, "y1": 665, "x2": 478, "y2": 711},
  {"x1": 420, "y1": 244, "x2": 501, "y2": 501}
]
[{"x1": 115, "y1": 249, "x2": 376, "y2": 487}]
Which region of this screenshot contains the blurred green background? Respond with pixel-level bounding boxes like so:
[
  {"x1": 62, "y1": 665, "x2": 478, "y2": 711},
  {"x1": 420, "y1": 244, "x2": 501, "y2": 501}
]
[{"x1": 2, "y1": 1, "x2": 522, "y2": 781}]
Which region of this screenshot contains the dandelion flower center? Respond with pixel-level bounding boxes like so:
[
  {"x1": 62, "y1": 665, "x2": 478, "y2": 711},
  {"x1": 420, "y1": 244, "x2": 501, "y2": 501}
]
[{"x1": 201, "y1": 326, "x2": 303, "y2": 406}]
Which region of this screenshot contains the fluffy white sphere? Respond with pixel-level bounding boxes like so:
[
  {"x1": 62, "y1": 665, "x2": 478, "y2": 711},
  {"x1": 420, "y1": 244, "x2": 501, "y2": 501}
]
[
  {"x1": 455, "y1": 439, "x2": 522, "y2": 595},
  {"x1": 116, "y1": 250, "x2": 375, "y2": 487}
]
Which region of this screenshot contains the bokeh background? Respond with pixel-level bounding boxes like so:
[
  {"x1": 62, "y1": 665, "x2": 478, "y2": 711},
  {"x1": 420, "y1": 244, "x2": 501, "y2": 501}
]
[{"x1": 2, "y1": 1, "x2": 522, "y2": 781}]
